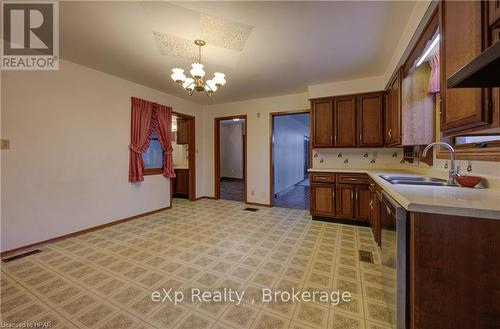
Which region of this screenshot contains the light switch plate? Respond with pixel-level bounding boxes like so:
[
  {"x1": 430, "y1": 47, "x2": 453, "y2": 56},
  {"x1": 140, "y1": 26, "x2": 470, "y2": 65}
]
[{"x1": 0, "y1": 139, "x2": 10, "y2": 149}]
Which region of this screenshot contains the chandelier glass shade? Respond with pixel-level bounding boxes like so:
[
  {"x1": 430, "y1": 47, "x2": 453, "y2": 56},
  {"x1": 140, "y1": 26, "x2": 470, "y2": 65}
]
[{"x1": 171, "y1": 39, "x2": 226, "y2": 96}]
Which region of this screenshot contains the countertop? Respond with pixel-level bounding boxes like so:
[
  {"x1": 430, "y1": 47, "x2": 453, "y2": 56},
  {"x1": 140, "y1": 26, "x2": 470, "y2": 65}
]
[{"x1": 308, "y1": 168, "x2": 500, "y2": 220}]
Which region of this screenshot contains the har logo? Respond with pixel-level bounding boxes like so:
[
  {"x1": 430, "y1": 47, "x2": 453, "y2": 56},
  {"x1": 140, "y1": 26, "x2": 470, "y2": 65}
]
[{"x1": 2, "y1": 0, "x2": 59, "y2": 70}]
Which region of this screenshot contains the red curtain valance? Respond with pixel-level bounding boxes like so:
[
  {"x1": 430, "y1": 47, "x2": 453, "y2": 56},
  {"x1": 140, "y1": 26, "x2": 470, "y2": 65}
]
[{"x1": 128, "y1": 97, "x2": 176, "y2": 182}]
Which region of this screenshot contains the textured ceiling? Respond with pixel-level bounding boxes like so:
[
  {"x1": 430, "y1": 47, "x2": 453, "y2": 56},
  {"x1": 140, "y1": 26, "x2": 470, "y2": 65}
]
[{"x1": 60, "y1": 1, "x2": 417, "y2": 105}]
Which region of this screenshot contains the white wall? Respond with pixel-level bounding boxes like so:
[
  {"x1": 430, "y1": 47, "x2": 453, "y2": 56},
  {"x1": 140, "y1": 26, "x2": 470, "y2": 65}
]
[
  {"x1": 383, "y1": 0, "x2": 432, "y2": 85},
  {"x1": 273, "y1": 115, "x2": 309, "y2": 194},
  {"x1": 203, "y1": 92, "x2": 310, "y2": 205},
  {"x1": 1, "y1": 59, "x2": 203, "y2": 252},
  {"x1": 220, "y1": 122, "x2": 244, "y2": 179},
  {"x1": 307, "y1": 76, "x2": 385, "y2": 99}
]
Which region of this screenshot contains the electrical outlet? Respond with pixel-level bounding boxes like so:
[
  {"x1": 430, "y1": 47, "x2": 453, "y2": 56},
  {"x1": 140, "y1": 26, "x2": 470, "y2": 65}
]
[
  {"x1": 257, "y1": 113, "x2": 260, "y2": 118},
  {"x1": 0, "y1": 139, "x2": 10, "y2": 149}
]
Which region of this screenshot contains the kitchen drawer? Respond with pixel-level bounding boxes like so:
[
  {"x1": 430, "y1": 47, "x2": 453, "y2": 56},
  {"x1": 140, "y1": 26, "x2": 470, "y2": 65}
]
[
  {"x1": 338, "y1": 173, "x2": 369, "y2": 185},
  {"x1": 310, "y1": 173, "x2": 336, "y2": 184}
]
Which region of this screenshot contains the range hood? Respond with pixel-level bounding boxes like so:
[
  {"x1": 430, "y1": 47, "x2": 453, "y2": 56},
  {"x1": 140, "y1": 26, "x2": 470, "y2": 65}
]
[{"x1": 447, "y1": 41, "x2": 500, "y2": 88}]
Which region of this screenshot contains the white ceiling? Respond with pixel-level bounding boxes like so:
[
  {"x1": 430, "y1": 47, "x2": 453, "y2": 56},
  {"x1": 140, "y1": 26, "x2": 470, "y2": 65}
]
[{"x1": 60, "y1": 1, "x2": 417, "y2": 105}]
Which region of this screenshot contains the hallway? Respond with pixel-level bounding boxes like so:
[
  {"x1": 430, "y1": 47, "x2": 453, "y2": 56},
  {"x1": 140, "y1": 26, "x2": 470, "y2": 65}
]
[{"x1": 273, "y1": 179, "x2": 310, "y2": 210}]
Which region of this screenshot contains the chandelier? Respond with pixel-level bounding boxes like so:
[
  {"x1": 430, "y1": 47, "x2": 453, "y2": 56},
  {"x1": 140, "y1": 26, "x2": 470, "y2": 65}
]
[{"x1": 171, "y1": 39, "x2": 226, "y2": 96}]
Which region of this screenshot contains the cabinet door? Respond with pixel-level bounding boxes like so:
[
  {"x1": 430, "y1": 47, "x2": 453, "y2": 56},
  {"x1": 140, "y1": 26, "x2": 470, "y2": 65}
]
[
  {"x1": 312, "y1": 100, "x2": 333, "y2": 147},
  {"x1": 357, "y1": 93, "x2": 384, "y2": 147},
  {"x1": 441, "y1": 0, "x2": 489, "y2": 132},
  {"x1": 336, "y1": 184, "x2": 354, "y2": 219},
  {"x1": 334, "y1": 96, "x2": 356, "y2": 147},
  {"x1": 176, "y1": 119, "x2": 189, "y2": 145},
  {"x1": 385, "y1": 72, "x2": 402, "y2": 146},
  {"x1": 355, "y1": 185, "x2": 370, "y2": 222},
  {"x1": 369, "y1": 189, "x2": 381, "y2": 245},
  {"x1": 489, "y1": 0, "x2": 500, "y2": 26},
  {"x1": 174, "y1": 169, "x2": 189, "y2": 196},
  {"x1": 311, "y1": 186, "x2": 335, "y2": 217}
]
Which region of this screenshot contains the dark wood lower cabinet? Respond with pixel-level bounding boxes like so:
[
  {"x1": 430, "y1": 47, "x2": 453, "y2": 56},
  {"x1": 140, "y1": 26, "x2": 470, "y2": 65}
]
[
  {"x1": 336, "y1": 184, "x2": 354, "y2": 219},
  {"x1": 173, "y1": 168, "x2": 189, "y2": 197},
  {"x1": 368, "y1": 182, "x2": 381, "y2": 245},
  {"x1": 310, "y1": 173, "x2": 369, "y2": 224},
  {"x1": 354, "y1": 185, "x2": 370, "y2": 220},
  {"x1": 310, "y1": 186, "x2": 335, "y2": 217},
  {"x1": 410, "y1": 213, "x2": 500, "y2": 329}
]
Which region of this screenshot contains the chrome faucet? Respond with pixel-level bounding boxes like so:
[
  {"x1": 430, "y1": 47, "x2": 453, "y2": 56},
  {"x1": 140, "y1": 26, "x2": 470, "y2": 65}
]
[{"x1": 422, "y1": 142, "x2": 457, "y2": 185}]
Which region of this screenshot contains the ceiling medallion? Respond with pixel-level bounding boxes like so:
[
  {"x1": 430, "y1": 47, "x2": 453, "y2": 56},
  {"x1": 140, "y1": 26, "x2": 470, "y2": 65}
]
[{"x1": 171, "y1": 39, "x2": 226, "y2": 96}]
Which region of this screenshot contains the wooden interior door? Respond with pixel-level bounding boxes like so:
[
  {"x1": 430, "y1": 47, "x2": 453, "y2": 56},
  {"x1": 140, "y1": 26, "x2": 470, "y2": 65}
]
[
  {"x1": 312, "y1": 100, "x2": 333, "y2": 147},
  {"x1": 334, "y1": 96, "x2": 356, "y2": 147},
  {"x1": 336, "y1": 184, "x2": 354, "y2": 219},
  {"x1": 440, "y1": 0, "x2": 488, "y2": 132},
  {"x1": 311, "y1": 186, "x2": 335, "y2": 217},
  {"x1": 357, "y1": 93, "x2": 384, "y2": 147}
]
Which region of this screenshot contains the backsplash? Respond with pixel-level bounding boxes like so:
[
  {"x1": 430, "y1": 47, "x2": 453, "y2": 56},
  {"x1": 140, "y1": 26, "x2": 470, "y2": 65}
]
[
  {"x1": 312, "y1": 148, "x2": 404, "y2": 168},
  {"x1": 406, "y1": 151, "x2": 500, "y2": 178}
]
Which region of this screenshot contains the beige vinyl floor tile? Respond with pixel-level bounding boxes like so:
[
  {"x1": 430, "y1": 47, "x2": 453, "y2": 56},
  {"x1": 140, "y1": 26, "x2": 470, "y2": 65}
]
[{"x1": 1, "y1": 198, "x2": 394, "y2": 328}]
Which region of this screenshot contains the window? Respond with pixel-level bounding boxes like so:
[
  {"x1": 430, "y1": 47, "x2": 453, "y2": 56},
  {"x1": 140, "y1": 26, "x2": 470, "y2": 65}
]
[{"x1": 142, "y1": 131, "x2": 163, "y2": 174}]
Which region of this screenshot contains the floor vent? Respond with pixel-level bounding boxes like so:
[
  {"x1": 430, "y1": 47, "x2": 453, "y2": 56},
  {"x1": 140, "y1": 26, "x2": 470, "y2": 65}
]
[
  {"x1": 243, "y1": 207, "x2": 259, "y2": 212},
  {"x1": 2, "y1": 249, "x2": 42, "y2": 263},
  {"x1": 359, "y1": 250, "x2": 374, "y2": 263}
]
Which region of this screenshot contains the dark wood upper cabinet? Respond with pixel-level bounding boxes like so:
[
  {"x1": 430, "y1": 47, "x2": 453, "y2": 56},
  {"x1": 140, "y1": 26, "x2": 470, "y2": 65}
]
[
  {"x1": 176, "y1": 118, "x2": 189, "y2": 145},
  {"x1": 357, "y1": 93, "x2": 384, "y2": 147},
  {"x1": 312, "y1": 100, "x2": 333, "y2": 148},
  {"x1": 334, "y1": 96, "x2": 357, "y2": 147},
  {"x1": 489, "y1": 0, "x2": 500, "y2": 26},
  {"x1": 385, "y1": 71, "x2": 402, "y2": 146},
  {"x1": 440, "y1": 0, "x2": 490, "y2": 132},
  {"x1": 310, "y1": 185, "x2": 335, "y2": 217}
]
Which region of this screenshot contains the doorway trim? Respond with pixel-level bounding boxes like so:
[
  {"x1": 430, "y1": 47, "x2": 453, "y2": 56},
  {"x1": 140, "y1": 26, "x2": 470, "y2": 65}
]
[
  {"x1": 214, "y1": 115, "x2": 247, "y2": 202},
  {"x1": 172, "y1": 111, "x2": 196, "y2": 202},
  {"x1": 269, "y1": 109, "x2": 311, "y2": 207}
]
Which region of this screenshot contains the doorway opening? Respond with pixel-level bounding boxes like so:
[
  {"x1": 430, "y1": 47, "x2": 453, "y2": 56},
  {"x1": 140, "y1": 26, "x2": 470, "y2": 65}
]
[
  {"x1": 270, "y1": 111, "x2": 311, "y2": 209},
  {"x1": 170, "y1": 112, "x2": 195, "y2": 202},
  {"x1": 215, "y1": 115, "x2": 247, "y2": 202}
]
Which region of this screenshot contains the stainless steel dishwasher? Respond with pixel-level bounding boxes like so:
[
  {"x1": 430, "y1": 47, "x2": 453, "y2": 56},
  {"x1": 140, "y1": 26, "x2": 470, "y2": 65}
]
[{"x1": 380, "y1": 191, "x2": 408, "y2": 329}]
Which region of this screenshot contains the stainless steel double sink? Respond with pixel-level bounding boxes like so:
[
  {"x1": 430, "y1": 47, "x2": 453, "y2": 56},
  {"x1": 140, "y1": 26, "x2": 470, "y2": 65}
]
[{"x1": 379, "y1": 175, "x2": 457, "y2": 187}]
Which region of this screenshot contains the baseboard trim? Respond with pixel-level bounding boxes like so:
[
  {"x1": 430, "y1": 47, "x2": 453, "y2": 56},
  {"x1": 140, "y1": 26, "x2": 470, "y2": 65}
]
[
  {"x1": 1, "y1": 206, "x2": 171, "y2": 259},
  {"x1": 245, "y1": 201, "x2": 272, "y2": 208},
  {"x1": 195, "y1": 196, "x2": 216, "y2": 200},
  {"x1": 312, "y1": 216, "x2": 370, "y2": 227}
]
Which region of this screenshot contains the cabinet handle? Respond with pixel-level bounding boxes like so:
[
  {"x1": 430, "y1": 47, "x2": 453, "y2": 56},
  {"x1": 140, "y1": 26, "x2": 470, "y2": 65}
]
[
  {"x1": 359, "y1": 133, "x2": 362, "y2": 142},
  {"x1": 369, "y1": 200, "x2": 373, "y2": 210},
  {"x1": 351, "y1": 191, "x2": 354, "y2": 200},
  {"x1": 355, "y1": 191, "x2": 358, "y2": 200},
  {"x1": 388, "y1": 129, "x2": 392, "y2": 138},
  {"x1": 332, "y1": 191, "x2": 335, "y2": 199},
  {"x1": 317, "y1": 177, "x2": 327, "y2": 180}
]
